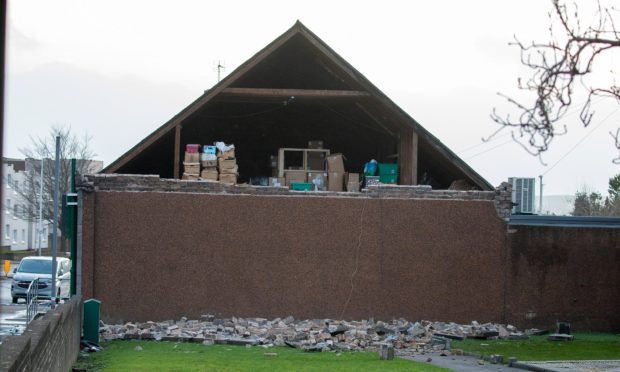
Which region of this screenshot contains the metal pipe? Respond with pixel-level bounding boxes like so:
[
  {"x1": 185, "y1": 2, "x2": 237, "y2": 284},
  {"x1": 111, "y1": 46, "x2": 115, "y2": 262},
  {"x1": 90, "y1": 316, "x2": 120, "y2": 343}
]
[
  {"x1": 51, "y1": 136, "x2": 60, "y2": 303},
  {"x1": 38, "y1": 159, "x2": 44, "y2": 256},
  {"x1": 539, "y1": 175, "x2": 543, "y2": 215}
]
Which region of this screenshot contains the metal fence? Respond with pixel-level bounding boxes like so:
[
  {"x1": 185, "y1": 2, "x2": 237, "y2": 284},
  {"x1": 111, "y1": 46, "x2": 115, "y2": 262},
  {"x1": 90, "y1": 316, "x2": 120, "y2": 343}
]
[{"x1": 25, "y1": 278, "x2": 40, "y2": 324}]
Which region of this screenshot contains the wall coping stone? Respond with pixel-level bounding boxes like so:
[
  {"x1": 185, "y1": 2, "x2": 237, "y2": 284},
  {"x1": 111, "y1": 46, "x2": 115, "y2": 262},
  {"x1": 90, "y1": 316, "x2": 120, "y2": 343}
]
[{"x1": 81, "y1": 174, "x2": 513, "y2": 220}]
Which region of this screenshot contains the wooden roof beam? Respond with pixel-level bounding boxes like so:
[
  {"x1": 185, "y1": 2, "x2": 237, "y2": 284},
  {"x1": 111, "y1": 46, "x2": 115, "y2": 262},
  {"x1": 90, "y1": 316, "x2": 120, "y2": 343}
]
[{"x1": 220, "y1": 88, "x2": 370, "y2": 100}]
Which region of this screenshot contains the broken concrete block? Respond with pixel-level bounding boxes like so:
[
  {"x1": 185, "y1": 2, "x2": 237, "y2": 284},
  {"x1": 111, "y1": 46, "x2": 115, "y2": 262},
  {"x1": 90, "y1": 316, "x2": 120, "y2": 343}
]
[
  {"x1": 379, "y1": 344, "x2": 394, "y2": 360},
  {"x1": 407, "y1": 322, "x2": 426, "y2": 337},
  {"x1": 548, "y1": 333, "x2": 574, "y2": 341},
  {"x1": 508, "y1": 332, "x2": 528, "y2": 340},
  {"x1": 525, "y1": 328, "x2": 548, "y2": 336},
  {"x1": 490, "y1": 354, "x2": 503, "y2": 364},
  {"x1": 434, "y1": 332, "x2": 464, "y2": 341}
]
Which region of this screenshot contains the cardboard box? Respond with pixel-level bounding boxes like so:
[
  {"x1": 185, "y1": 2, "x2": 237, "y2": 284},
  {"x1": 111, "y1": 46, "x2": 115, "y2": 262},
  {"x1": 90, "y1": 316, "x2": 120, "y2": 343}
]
[
  {"x1": 269, "y1": 177, "x2": 285, "y2": 187},
  {"x1": 184, "y1": 152, "x2": 200, "y2": 163},
  {"x1": 218, "y1": 148, "x2": 235, "y2": 159},
  {"x1": 218, "y1": 158, "x2": 237, "y2": 173},
  {"x1": 328, "y1": 172, "x2": 344, "y2": 192},
  {"x1": 183, "y1": 163, "x2": 200, "y2": 175},
  {"x1": 307, "y1": 172, "x2": 327, "y2": 191},
  {"x1": 201, "y1": 160, "x2": 218, "y2": 168},
  {"x1": 347, "y1": 173, "x2": 360, "y2": 184},
  {"x1": 308, "y1": 140, "x2": 324, "y2": 149},
  {"x1": 219, "y1": 174, "x2": 237, "y2": 184},
  {"x1": 326, "y1": 154, "x2": 345, "y2": 173},
  {"x1": 307, "y1": 152, "x2": 326, "y2": 170},
  {"x1": 285, "y1": 171, "x2": 306, "y2": 186},
  {"x1": 200, "y1": 169, "x2": 219, "y2": 180},
  {"x1": 347, "y1": 181, "x2": 360, "y2": 192},
  {"x1": 182, "y1": 173, "x2": 200, "y2": 180},
  {"x1": 219, "y1": 166, "x2": 238, "y2": 175}
]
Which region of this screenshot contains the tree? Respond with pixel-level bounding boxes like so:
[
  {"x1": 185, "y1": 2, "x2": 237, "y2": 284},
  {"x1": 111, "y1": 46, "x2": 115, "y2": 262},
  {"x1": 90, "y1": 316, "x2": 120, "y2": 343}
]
[
  {"x1": 571, "y1": 173, "x2": 620, "y2": 215},
  {"x1": 571, "y1": 190, "x2": 604, "y2": 216},
  {"x1": 491, "y1": 0, "x2": 620, "y2": 163},
  {"x1": 16, "y1": 125, "x2": 96, "y2": 229}
]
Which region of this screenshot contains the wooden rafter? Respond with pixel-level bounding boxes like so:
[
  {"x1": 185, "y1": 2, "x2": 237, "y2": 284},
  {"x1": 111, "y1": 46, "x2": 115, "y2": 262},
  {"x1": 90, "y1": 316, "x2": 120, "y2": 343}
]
[{"x1": 219, "y1": 88, "x2": 370, "y2": 100}]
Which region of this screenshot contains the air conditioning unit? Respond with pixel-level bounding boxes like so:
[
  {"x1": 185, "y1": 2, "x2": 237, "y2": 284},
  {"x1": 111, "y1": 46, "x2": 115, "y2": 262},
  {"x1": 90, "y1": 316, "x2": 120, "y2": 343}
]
[{"x1": 508, "y1": 177, "x2": 536, "y2": 214}]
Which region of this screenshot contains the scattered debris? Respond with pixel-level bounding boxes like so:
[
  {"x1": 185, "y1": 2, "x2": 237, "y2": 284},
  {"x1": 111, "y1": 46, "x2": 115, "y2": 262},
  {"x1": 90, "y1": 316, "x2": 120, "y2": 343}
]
[
  {"x1": 525, "y1": 328, "x2": 548, "y2": 336},
  {"x1": 490, "y1": 354, "x2": 503, "y2": 364},
  {"x1": 99, "y1": 317, "x2": 534, "y2": 355},
  {"x1": 379, "y1": 343, "x2": 395, "y2": 360},
  {"x1": 548, "y1": 333, "x2": 574, "y2": 341}
]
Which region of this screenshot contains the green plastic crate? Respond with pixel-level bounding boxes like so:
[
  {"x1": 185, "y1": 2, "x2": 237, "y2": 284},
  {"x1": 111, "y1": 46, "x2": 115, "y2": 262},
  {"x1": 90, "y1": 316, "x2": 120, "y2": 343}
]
[
  {"x1": 379, "y1": 174, "x2": 398, "y2": 184},
  {"x1": 291, "y1": 182, "x2": 313, "y2": 191},
  {"x1": 378, "y1": 163, "x2": 399, "y2": 175}
]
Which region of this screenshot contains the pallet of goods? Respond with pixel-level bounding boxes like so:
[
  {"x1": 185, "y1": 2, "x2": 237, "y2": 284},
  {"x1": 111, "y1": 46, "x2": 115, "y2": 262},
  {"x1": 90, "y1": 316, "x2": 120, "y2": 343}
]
[
  {"x1": 215, "y1": 142, "x2": 237, "y2": 184},
  {"x1": 200, "y1": 145, "x2": 218, "y2": 181},
  {"x1": 182, "y1": 144, "x2": 200, "y2": 180}
]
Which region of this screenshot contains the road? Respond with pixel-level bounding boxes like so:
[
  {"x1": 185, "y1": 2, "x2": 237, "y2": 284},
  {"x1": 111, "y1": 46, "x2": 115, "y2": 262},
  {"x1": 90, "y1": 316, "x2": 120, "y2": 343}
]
[{"x1": 0, "y1": 276, "x2": 28, "y2": 342}]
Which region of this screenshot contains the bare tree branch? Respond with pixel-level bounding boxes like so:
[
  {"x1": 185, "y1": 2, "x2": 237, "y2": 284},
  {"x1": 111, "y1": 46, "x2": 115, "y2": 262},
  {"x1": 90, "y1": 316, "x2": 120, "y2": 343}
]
[
  {"x1": 491, "y1": 0, "x2": 620, "y2": 162},
  {"x1": 13, "y1": 125, "x2": 97, "y2": 228}
]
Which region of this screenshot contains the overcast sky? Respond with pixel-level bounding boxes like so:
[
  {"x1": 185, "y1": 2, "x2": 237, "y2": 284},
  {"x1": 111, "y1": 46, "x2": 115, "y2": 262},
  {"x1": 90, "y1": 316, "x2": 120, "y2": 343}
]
[{"x1": 4, "y1": 0, "x2": 619, "y2": 196}]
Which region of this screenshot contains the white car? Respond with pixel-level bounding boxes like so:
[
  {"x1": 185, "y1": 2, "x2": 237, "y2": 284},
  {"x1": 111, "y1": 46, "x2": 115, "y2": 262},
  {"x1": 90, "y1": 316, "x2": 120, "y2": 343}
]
[{"x1": 11, "y1": 256, "x2": 71, "y2": 303}]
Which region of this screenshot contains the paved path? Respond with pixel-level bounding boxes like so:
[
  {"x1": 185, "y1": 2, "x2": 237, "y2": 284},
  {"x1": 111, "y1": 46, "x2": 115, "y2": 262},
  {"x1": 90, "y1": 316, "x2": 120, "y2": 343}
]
[
  {"x1": 517, "y1": 360, "x2": 620, "y2": 372},
  {"x1": 400, "y1": 352, "x2": 514, "y2": 371}
]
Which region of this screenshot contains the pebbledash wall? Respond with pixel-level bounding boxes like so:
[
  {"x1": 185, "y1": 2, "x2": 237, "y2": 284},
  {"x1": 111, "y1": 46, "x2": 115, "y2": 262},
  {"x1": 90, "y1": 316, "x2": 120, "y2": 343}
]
[
  {"x1": 0, "y1": 296, "x2": 82, "y2": 372},
  {"x1": 78, "y1": 175, "x2": 620, "y2": 331}
]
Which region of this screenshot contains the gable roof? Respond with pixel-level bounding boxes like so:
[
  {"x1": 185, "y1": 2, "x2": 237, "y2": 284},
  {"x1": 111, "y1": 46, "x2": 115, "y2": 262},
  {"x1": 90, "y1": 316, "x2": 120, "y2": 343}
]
[{"x1": 104, "y1": 21, "x2": 492, "y2": 190}]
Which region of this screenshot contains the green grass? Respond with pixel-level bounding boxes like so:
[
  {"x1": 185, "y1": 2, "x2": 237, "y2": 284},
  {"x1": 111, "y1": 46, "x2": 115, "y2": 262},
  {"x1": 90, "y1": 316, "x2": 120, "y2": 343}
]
[
  {"x1": 453, "y1": 333, "x2": 620, "y2": 361},
  {"x1": 73, "y1": 341, "x2": 447, "y2": 371}
]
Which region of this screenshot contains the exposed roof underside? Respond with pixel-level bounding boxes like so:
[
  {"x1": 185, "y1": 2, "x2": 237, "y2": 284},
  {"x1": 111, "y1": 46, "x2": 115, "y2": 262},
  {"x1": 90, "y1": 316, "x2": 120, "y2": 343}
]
[{"x1": 104, "y1": 21, "x2": 492, "y2": 191}]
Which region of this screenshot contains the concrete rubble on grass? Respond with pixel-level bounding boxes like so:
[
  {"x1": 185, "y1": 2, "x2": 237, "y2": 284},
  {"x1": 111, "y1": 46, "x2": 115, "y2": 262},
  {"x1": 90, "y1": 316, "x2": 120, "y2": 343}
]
[{"x1": 99, "y1": 316, "x2": 534, "y2": 355}]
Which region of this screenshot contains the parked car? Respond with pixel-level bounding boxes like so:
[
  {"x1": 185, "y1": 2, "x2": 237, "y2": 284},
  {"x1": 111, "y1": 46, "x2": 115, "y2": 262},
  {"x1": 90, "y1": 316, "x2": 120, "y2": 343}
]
[{"x1": 10, "y1": 256, "x2": 71, "y2": 304}]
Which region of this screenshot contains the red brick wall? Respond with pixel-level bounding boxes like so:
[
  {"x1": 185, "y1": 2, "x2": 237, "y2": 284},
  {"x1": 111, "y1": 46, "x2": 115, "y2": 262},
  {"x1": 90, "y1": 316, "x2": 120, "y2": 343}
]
[
  {"x1": 505, "y1": 226, "x2": 620, "y2": 331},
  {"x1": 79, "y1": 187, "x2": 620, "y2": 331},
  {"x1": 81, "y1": 191, "x2": 507, "y2": 324}
]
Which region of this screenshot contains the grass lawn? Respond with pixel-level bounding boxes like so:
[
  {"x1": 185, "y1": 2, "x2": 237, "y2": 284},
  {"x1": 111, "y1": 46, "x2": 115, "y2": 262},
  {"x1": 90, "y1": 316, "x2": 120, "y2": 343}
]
[
  {"x1": 73, "y1": 341, "x2": 447, "y2": 371},
  {"x1": 453, "y1": 333, "x2": 620, "y2": 362}
]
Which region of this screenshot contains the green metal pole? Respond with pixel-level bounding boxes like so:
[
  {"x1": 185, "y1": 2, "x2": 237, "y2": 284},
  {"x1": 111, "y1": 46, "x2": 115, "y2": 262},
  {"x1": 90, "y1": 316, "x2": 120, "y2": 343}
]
[{"x1": 70, "y1": 158, "x2": 77, "y2": 296}]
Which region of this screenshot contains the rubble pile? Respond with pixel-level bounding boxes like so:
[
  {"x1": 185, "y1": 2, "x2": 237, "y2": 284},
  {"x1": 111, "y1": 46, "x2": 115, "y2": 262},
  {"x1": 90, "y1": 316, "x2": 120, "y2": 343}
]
[{"x1": 100, "y1": 316, "x2": 532, "y2": 354}]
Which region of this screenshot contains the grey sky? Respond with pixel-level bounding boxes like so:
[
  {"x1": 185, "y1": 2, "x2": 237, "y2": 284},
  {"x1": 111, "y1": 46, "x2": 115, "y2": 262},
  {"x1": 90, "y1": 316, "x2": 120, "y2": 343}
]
[{"x1": 4, "y1": 0, "x2": 619, "y2": 195}]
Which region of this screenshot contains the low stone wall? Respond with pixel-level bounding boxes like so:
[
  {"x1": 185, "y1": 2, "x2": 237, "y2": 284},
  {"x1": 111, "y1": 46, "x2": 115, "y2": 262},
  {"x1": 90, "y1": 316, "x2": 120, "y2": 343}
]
[
  {"x1": 81, "y1": 174, "x2": 513, "y2": 219},
  {"x1": 0, "y1": 296, "x2": 82, "y2": 372}
]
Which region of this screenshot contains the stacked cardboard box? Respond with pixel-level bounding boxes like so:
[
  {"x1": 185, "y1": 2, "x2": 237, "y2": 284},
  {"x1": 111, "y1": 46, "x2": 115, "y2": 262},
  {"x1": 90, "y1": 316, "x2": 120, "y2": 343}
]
[
  {"x1": 217, "y1": 144, "x2": 238, "y2": 184},
  {"x1": 182, "y1": 144, "x2": 200, "y2": 180},
  {"x1": 307, "y1": 140, "x2": 326, "y2": 171},
  {"x1": 200, "y1": 145, "x2": 218, "y2": 181},
  {"x1": 346, "y1": 173, "x2": 360, "y2": 192},
  {"x1": 326, "y1": 153, "x2": 345, "y2": 191}
]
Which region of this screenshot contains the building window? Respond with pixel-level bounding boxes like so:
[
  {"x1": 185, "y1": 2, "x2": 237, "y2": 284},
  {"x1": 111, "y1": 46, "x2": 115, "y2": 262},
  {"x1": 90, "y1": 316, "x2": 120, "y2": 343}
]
[
  {"x1": 7, "y1": 174, "x2": 11, "y2": 187},
  {"x1": 4, "y1": 224, "x2": 9, "y2": 239},
  {"x1": 12, "y1": 229, "x2": 17, "y2": 243},
  {"x1": 13, "y1": 204, "x2": 18, "y2": 218},
  {"x1": 21, "y1": 229, "x2": 25, "y2": 243},
  {"x1": 14, "y1": 180, "x2": 19, "y2": 192},
  {"x1": 6, "y1": 199, "x2": 11, "y2": 213}
]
